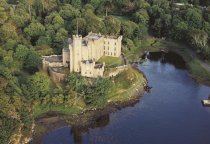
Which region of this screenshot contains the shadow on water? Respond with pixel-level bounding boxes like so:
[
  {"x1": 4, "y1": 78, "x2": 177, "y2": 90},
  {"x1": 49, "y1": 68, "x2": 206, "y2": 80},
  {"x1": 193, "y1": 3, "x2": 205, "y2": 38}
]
[
  {"x1": 41, "y1": 114, "x2": 110, "y2": 144},
  {"x1": 41, "y1": 51, "x2": 210, "y2": 144},
  {"x1": 142, "y1": 51, "x2": 186, "y2": 69},
  {"x1": 70, "y1": 115, "x2": 110, "y2": 144}
]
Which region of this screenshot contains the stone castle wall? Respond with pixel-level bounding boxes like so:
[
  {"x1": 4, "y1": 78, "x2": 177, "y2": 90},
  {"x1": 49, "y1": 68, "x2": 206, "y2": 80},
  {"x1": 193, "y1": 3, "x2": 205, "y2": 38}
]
[
  {"x1": 42, "y1": 55, "x2": 63, "y2": 70},
  {"x1": 42, "y1": 33, "x2": 123, "y2": 78},
  {"x1": 67, "y1": 32, "x2": 123, "y2": 75},
  {"x1": 80, "y1": 61, "x2": 105, "y2": 78},
  {"x1": 108, "y1": 65, "x2": 128, "y2": 77},
  {"x1": 48, "y1": 67, "x2": 66, "y2": 82}
]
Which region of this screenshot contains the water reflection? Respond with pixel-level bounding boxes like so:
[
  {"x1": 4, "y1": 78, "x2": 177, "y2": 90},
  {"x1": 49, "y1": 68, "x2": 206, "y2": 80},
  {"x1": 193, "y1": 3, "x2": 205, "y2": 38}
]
[
  {"x1": 142, "y1": 51, "x2": 186, "y2": 69},
  {"x1": 42, "y1": 51, "x2": 210, "y2": 144},
  {"x1": 42, "y1": 114, "x2": 110, "y2": 144}
]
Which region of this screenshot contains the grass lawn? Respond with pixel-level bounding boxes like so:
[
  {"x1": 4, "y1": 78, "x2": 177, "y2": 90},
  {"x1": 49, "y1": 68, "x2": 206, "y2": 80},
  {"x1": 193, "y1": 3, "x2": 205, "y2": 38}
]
[
  {"x1": 98, "y1": 56, "x2": 123, "y2": 67},
  {"x1": 32, "y1": 105, "x2": 82, "y2": 118},
  {"x1": 107, "y1": 66, "x2": 146, "y2": 102},
  {"x1": 155, "y1": 40, "x2": 210, "y2": 85}
]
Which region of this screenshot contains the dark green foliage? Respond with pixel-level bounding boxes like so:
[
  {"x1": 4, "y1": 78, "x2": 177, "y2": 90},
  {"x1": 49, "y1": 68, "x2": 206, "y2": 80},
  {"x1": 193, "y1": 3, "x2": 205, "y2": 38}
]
[
  {"x1": 66, "y1": 74, "x2": 113, "y2": 107},
  {"x1": 23, "y1": 50, "x2": 41, "y2": 73},
  {"x1": 0, "y1": 112, "x2": 19, "y2": 144},
  {"x1": 103, "y1": 16, "x2": 121, "y2": 35},
  {"x1": 82, "y1": 78, "x2": 112, "y2": 107},
  {"x1": 0, "y1": 0, "x2": 210, "y2": 143},
  {"x1": 24, "y1": 72, "x2": 50, "y2": 101}
]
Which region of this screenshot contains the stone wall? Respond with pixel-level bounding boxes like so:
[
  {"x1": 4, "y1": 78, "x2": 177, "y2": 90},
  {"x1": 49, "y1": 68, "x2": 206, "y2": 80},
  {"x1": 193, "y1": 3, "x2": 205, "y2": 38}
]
[
  {"x1": 80, "y1": 61, "x2": 105, "y2": 78},
  {"x1": 68, "y1": 33, "x2": 122, "y2": 74},
  {"x1": 42, "y1": 55, "x2": 63, "y2": 70},
  {"x1": 108, "y1": 65, "x2": 128, "y2": 77},
  {"x1": 48, "y1": 67, "x2": 66, "y2": 82}
]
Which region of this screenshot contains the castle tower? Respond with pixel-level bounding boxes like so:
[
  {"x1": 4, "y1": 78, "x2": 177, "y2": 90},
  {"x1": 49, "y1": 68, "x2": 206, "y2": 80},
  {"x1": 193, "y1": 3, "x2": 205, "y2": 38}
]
[
  {"x1": 62, "y1": 48, "x2": 70, "y2": 67},
  {"x1": 72, "y1": 35, "x2": 82, "y2": 72},
  {"x1": 117, "y1": 36, "x2": 123, "y2": 57}
]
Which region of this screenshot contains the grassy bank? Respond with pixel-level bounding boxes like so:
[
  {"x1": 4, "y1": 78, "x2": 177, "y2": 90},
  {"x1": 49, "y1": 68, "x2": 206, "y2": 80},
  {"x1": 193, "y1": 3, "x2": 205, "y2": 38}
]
[
  {"x1": 107, "y1": 66, "x2": 147, "y2": 102},
  {"x1": 98, "y1": 56, "x2": 123, "y2": 67},
  {"x1": 123, "y1": 37, "x2": 159, "y2": 62},
  {"x1": 32, "y1": 105, "x2": 82, "y2": 119},
  {"x1": 33, "y1": 66, "x2": 147, "y2": 119},
  {"x1": 32, "y1": 66, "x2": 147, "y2": 143},
  {"x1": 151, "y1": 40, "x2": 210, "y2": 86},
  {"x1": 123, "y1": 37, "x2": 210, "y2": 85}
]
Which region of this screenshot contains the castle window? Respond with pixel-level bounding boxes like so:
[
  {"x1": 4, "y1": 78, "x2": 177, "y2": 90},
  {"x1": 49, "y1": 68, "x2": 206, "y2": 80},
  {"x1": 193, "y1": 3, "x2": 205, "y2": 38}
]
[
  {"x1": 114, "y1": 53, "x2": 116, "y2": 56},
  {"x1": 111, "y1": 52, "x2": 112, "y2": 56},
  {"x1": 108, "y1": 47, "x2": 109, "y2": 50},
  {"x1": 115, "y1": 42, "x2": 117, "y2": 45},
  {"x1": 108, "y1": 42, "x2": 109, "y2": 44},
  {"x1": 114, "y1": 47, "x2": 116, "y2": 51},
  {"x1": 104, "y1": 46, "x2": 105, "y2": 50}
]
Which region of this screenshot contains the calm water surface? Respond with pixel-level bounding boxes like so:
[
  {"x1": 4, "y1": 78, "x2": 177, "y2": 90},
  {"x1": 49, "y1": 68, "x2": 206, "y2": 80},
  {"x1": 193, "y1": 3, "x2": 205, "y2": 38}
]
[{"x1": 42, "y1": 52, "x2": 210, "y2": 144}]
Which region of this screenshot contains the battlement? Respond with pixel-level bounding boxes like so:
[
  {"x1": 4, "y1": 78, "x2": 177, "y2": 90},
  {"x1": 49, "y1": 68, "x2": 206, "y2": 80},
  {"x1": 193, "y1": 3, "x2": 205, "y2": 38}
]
[
  {"x1": 49, "y1": 32, "x2": 123, "y2": 78},
  {"x1": 73, "y1": 34, "x2": 82, "y2": 39}
]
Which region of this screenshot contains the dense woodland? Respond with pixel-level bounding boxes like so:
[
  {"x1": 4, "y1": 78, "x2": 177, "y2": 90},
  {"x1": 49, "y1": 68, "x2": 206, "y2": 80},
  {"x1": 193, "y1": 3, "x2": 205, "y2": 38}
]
[{"x1": 0, "y1": 0, "x2": 210, "y2": 143}]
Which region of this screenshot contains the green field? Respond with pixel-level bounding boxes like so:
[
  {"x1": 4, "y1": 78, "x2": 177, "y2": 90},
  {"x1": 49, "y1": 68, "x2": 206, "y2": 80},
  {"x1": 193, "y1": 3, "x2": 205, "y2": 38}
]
[{"x1": 98, "y1": 56, "x2": 123, "y2": 67}]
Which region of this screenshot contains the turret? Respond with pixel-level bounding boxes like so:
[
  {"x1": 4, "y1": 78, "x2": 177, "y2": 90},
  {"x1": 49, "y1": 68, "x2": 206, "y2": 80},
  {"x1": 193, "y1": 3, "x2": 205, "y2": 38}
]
[
  {"x1": 62, "y1": 48, "x2": 70, "y2": 67},
  {"x1": 72, "y1": 35, "x2": 83, "y2": 72}
]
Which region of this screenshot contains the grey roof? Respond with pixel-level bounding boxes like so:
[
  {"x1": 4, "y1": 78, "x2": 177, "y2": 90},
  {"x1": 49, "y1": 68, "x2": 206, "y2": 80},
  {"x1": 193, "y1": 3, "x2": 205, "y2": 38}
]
[
  {"x1": 45, "y1": 55, "x2": 62, "y2": 63},
  {"x1": 94, "y1": 64, "x2": 103, "y2": 69},
  {"x1": 85, "y1": 33, "x2": 102, "y2": 40},
  {"x1": 82, "y1": 60, "x2": 93, "y2": 64}
]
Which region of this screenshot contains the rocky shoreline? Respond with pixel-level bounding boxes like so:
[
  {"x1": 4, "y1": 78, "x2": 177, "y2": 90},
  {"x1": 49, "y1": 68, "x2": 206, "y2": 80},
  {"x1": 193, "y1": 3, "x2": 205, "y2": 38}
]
[{"x1": 31, "y1": 79, "x2": 147, "y2": 144}]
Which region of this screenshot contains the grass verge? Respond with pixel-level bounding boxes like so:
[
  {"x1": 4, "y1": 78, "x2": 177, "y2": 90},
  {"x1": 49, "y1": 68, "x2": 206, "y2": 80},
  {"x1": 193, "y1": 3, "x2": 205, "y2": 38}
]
[
  {"x1": 153, "y1": 40, "x2": 210, "y2": 85},
  {"x1": 98, "y1": 56, "x2": 123, "y2": 67}
]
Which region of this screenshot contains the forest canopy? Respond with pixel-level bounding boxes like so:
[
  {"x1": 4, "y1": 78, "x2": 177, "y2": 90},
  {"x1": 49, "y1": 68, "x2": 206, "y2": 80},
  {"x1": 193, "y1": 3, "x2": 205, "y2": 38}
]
[{"x1": 0, "y1": 0, "x2": 210, "y2": 143}]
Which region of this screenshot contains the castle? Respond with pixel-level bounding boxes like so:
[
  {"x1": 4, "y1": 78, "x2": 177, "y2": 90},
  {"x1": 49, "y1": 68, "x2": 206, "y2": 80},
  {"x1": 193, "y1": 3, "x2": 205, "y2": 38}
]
[{"x1": 43, "y1": 32, "x2": 122, "y2": 78}]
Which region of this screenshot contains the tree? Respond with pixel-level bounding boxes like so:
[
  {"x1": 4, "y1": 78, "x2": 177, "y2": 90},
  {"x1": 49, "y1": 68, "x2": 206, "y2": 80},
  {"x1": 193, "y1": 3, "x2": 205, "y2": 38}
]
[
  {"x1": 104, "y1": 0, "x2": 113, "y2": 16},
  {"x1": 84, "y1": 11, "x2": 105, "y2": 33},
  {"x1": 41, "y1": 0, "x2": 58, "y2": 13},
  {"x1": 172, "y1": 21, "x2": 188, "y2": 40},
  {"x1": 83, "y1": 78, "x2": 112, "y2": 107},
  {"x1": 10, "y1": 6, "x2": 30, "y2": 28},
  {"x1": 4, "y1": 39, "x2": 17, "y2": 51},
  {"x1": 133, "y1": 9, "x2": 149, "y2": 25},
  {"x1": 24, "y1": 22, "x2": 45, "y2": 39},
  {"x1": 123, "y1": 38, "x2": 136, "y2": 51},
  {"x1": 121, "y1": 21, "x2": 138, "y2": 39},
  {"x1": 71, "y1": 18, "x2": 87, "y2": 35},
  {"x1": 25, "y1": 72, "x2": 50, "y2": 101},
  {"x1": 134, "y1": 24, "x2": 148, "y2": 40},
  {"x1": 23, "y1": 50, "x2": 41, "y2": 73},
  {"x1": 27, "y1": 0, "x2": 34, "y2": 20},
  {"x1": 14, "y1": 45, "x2": 29, "y2": 61},
  {"x1": 184, "y1": 8, "x2": 203, "y2": 29},
  {"x1": 71, "y1": 0, "x2": 82, "y2": 8},
  {"x1": 90, "y1": 0, "x2": 101, "y2": 8},
  {"x1": 59, "y1": 4, "x2": 80, "y2": 20},
  {"x1": 203, "y1": 21, "x2": 210, "y2": 36},
  {"x1": 103, "y1": 16, "x2": 121, "y2": 35},
  {"x1": 151, "y1": 18, "x2": 162, "y2": 37},
  {"x1": 189, "y1": 29, "x2": 208, "y2": 53},
  {"x1": 0, "y1": 22, "x2": 18, "y2": 42},
  {"x1": 0, "y1": 7, "x2": 8, "y2": 25}
]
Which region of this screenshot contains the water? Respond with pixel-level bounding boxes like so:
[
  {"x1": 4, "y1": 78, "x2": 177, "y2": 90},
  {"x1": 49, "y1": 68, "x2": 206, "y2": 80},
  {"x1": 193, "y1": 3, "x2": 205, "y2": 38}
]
[{"x1": 42, "y1": 52, "x2": 210, "y2": 144}]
